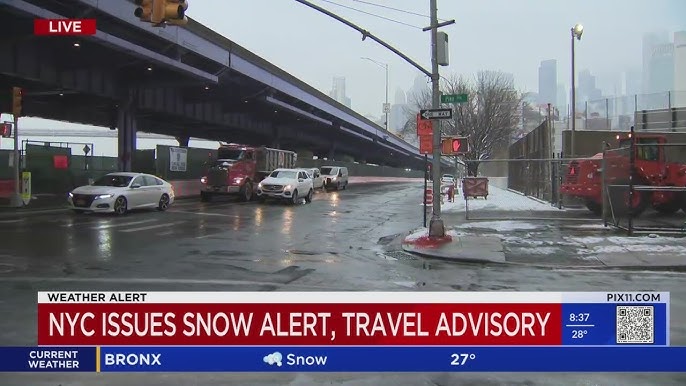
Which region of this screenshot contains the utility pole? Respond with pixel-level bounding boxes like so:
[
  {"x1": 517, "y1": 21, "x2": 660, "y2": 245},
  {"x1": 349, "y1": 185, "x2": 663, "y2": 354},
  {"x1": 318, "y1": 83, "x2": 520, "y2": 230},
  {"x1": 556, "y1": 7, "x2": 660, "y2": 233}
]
[{"x1": 428, "y1": 0, "x2": 444, "y2": 237}]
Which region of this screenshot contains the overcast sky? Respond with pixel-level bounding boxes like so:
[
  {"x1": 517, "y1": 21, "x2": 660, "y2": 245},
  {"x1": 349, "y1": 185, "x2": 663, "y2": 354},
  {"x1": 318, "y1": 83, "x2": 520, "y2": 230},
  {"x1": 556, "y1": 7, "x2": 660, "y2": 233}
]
[
  {"x1": 13, "y1": 0, "x2": 686, "y2": 133},
  {"x1": 188, "y1": 0, "x2": 685, "y2": 118}
]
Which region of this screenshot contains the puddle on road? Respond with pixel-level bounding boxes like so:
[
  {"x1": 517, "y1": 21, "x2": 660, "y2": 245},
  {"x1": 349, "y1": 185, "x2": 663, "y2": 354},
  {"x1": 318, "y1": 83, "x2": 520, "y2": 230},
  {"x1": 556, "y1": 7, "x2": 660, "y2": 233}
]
[{"x1": 0, "y1": 263, "x2": 15, "y2": 274}]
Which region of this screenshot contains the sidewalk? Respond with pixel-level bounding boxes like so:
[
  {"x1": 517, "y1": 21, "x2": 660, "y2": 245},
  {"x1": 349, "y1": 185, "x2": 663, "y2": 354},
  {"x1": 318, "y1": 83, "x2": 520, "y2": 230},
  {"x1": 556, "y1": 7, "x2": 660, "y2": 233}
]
[
  {"x1": 0, "y1": 194, "x2": 69, "y2": 217},
  {"x1": 401, "y1": 222, "x2": 686, "y2": 271}
]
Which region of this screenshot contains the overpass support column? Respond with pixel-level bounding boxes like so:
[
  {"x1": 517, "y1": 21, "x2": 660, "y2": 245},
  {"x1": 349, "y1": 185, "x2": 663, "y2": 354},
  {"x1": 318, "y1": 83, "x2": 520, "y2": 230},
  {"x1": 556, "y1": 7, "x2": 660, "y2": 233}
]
[
  {"x1": 116, "y1": 106, "x2": 138, "y2": 172},
  {"x1": 328, "y1": 145, "x2": 336, "y2": 161},
  {"x1": 176, "y1": 136, "x2": 190, "y2": 147},
  {"x1": 271, "y1": 125, "x2": 281, "y2": 149}
]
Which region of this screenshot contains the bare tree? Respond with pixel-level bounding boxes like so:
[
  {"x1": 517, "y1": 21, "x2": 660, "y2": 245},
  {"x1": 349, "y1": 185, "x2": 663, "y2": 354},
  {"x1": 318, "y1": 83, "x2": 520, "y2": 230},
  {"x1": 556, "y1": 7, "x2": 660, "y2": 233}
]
[
  {"x1": 398, "y1": 87, "x2": 431, "y2": 143},
  {"x1": 446, "y1": 71, "x2": 522, "y2": 176},
  {"x1": 402, "y1": 71, "x2": 521, "y2": 175}
]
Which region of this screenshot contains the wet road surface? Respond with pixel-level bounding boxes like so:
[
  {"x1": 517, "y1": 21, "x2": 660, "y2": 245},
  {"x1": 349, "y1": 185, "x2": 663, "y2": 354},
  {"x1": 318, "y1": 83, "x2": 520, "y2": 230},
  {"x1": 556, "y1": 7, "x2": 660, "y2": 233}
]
[{"x1": 0, "y1": 182, "x2": 684, "y2": 385}]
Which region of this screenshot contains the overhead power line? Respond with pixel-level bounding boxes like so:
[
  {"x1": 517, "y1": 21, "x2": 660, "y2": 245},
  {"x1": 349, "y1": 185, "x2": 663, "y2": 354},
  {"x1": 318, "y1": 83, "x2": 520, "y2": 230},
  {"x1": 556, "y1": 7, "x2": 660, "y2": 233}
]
[
  {"x1": 350, "y1": 0, "x2": 449, "y2": 22},
  {"x1": 317, "y1": 0, "x2": 422, "y2": 29}
]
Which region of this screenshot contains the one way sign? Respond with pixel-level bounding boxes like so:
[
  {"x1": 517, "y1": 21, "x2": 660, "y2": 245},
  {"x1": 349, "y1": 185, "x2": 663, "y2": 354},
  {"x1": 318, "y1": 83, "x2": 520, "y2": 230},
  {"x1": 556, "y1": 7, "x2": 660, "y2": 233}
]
[{"x1": 420, "y1": 108, "x2": 452, "y2": 120}]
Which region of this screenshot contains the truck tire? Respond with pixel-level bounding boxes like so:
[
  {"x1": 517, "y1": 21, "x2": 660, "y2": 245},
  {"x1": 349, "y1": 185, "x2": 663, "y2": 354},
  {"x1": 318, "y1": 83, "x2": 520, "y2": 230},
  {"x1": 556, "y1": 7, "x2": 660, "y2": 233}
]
[
  {"x1": 585, "y1": 201, "x2": 602, "y2": 216},
  {"x1": 200, "y1": 191, "x2": 212, "y2": 202},
  {"x1": 609, "y1": 185, "x2": 648, "y2": 217},
  {"x1": 240, "y1": 182, "x2": 253, "y2": 202}
]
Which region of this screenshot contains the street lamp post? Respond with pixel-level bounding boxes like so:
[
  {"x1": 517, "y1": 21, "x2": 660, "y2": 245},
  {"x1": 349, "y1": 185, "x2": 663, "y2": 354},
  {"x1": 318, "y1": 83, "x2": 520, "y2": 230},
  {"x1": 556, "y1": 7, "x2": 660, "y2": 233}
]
[
  {"x1": 570, "y1": 23, "x2": 583, "y2": 157},
  {"x1": 361, "y1": 57, "x2": 389, "y2": 131}
]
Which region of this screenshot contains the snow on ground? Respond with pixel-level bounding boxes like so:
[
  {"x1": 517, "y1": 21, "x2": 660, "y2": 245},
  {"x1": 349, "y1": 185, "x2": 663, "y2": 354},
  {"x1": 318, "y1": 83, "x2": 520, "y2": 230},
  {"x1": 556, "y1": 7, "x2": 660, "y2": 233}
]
[
  {"x1": 441, "y1": 186, "x2": 559, "y2": 213},
  {"x1": 455, "y1": 221, "x2": 539, "y2": 232},
  {"x1": 512, "y1": 246, "x2": 561, "y2": 255},
  {"x1": 405, "y1": 227, "x2": 428, "y2": 241}
]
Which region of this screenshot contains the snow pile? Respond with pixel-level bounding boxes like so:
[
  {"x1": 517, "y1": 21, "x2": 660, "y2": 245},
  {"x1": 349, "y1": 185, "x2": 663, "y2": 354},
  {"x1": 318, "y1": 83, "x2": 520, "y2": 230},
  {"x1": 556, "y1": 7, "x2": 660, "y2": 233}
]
[
  {"x1": 511, "y1": 246, "x2": 561, "y2": 255},
  {"x1": 405, "y1": 228, "x2": 429, "y2": 241},
  {"x1": 442, "y1": 186, "x2": 560, "y2": 212},
  {"x1": 455, "y1": 220, "x2": 539, "y2": 232}
]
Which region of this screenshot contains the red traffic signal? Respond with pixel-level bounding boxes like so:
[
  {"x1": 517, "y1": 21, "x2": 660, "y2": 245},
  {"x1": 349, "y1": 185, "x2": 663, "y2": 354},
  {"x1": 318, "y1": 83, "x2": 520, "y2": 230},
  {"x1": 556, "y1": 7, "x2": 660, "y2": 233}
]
[{"x1": 441, "y1": 136, "x2": 468, "y2": 155}]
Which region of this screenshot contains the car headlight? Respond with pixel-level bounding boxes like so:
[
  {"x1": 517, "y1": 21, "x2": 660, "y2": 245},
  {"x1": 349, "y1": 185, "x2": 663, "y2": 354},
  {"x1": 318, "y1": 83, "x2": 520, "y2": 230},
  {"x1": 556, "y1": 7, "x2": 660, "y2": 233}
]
[
  {"x1": 68, "y1": 192, "x2": 73, "y2": 198},
  {"x1": 258, "y1": 182, "x2": 263, "y2": 188},
  {"x1": 284, "y1": 184, "x2": 292, "y2": 191},
  {"x1": 200, "y1": 176, "x2": 207, "y2": 184},
  {"x1": 332, "y1": 177, "x2": 337, "y2": 181},
  {"x1": 233, "y1": 177, "x2": 243, "y2": 184},
  {"x1": 94, "y1": 194, "x2": 113, "y2": 200}
]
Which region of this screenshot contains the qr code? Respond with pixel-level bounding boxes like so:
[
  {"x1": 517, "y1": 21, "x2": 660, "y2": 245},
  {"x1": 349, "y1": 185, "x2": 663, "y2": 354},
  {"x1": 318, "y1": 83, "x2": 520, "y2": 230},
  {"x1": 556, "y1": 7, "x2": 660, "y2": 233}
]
[{"x1": 616, "y1": 305, "x2": 654, "y2": 344}]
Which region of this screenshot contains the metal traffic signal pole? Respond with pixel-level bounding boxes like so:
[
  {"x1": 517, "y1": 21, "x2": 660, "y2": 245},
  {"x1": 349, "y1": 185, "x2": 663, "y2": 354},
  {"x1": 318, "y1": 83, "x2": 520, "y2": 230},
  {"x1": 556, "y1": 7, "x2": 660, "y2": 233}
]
[{"x1": 428, "y1": 0, "x2": 444, "y2": 237}]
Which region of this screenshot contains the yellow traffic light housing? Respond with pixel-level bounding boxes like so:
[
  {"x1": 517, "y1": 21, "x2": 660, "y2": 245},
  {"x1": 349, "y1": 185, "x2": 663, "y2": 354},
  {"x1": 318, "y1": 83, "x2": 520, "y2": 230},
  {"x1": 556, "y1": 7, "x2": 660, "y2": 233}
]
[
  {"x1": 134, "y1": 0, "x2": 153, "y2": 22},
  {"x1": 12, "y1": 87, "x2": 22, "y2": 118},
  {"x1": 152, "y1": 0, "x2": 188, "y2": 25}
]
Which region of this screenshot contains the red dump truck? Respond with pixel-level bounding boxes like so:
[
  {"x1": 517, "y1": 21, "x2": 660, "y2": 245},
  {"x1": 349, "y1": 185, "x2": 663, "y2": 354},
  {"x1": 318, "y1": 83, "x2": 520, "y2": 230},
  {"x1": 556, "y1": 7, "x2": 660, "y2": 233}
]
[
  {"x1": 200, "y1": 144, "x2": 297, "y2": 202},
  {"x1": 560, "y1": 133, "x2": 686, "y2": 216}
]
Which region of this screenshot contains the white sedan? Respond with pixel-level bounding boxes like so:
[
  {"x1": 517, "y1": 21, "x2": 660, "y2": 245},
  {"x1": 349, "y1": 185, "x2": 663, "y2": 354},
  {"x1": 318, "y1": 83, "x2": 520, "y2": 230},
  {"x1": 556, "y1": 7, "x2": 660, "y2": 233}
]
[
  {"x1": 68, "y1": 172, "x2": 175, "y2": 214},
  {"x1": 257, "y1": 168, "x2": 314, "y2": 204}
]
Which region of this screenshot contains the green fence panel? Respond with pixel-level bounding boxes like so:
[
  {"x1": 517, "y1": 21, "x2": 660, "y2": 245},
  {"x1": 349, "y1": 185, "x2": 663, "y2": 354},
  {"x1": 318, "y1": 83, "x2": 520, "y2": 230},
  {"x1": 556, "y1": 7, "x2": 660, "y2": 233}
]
[{"x1": 156, "y1": 145, "x2": 217, "y2": 180}]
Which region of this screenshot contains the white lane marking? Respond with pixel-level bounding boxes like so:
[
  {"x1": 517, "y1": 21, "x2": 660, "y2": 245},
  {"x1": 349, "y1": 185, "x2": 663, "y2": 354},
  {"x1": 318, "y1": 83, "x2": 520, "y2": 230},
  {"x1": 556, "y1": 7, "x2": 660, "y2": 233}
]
[
  {"x1": 61, "y1": 220, "x2": 106, "y2": 228},
  {"x1": 91, "y1": 219, "x2": 158, "y2": 230},
  {"x1": 171, "y1": 211, "x2": 241, "y2": 218},
  {"x1": 119, "y1": 221, "x2": 186, "y2": 233},
  {"x1": 195, "y1": 232, "x2": 227, "y2": 239},
  {"x1": 0, "y1": 219, "x2": 22, "y2": 224},
  {"x1": 157, "y1": 230, "x2": 174, "y2": 236}
]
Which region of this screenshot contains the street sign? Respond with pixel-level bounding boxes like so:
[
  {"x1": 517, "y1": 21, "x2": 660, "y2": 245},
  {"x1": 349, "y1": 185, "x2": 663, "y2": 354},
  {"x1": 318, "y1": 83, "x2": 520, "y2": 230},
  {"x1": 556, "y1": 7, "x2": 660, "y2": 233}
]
[
  {"x1": 441, "y1": 93, "x2": 468, "y2": 104},
  {"x1": 420, "y1": 108, "x2": 452, "y2": 120},
  {"x1": 416, "y1": 113, "x2": 433, "y2": 136},
  {"x1": 419, "y1": 135, "x2": 432, "y2": 154},
  {"x1": 82, "y1": 145, "x2": 90, "y2": 155}
]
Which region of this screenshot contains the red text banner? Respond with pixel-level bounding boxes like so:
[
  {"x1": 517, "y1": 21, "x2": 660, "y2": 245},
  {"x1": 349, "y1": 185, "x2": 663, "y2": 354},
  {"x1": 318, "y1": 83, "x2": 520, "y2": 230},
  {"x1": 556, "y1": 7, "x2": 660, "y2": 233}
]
[{"x1": 37, "y1": 303, "x2": 562, "y2": 346}]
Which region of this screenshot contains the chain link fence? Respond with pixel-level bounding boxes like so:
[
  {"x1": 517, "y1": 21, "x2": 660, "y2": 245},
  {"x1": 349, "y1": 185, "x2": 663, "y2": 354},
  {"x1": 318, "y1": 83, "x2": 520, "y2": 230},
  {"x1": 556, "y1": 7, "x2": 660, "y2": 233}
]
[
  {"x1": 461, "y1": 158, "x2": 600, "y2": 221},
  {"x1": 602, "y1": 129, "x2": 686, "y2": 235}
]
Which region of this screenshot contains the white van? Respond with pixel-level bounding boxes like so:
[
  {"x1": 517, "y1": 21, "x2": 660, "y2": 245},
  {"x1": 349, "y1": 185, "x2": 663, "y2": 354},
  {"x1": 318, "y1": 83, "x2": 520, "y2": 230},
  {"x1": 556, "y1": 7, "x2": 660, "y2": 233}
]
[{"x1": 320, "y1": 166, "x2": 349, "y2": 190}]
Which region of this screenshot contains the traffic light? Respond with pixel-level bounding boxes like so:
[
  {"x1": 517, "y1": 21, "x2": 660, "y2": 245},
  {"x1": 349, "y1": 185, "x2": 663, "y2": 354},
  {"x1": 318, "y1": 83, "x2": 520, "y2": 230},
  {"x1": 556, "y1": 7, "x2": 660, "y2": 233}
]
[
  {"x1": 152, "y1": 0, "x2": 188, "y2": 25},
  {"x1": 11, "y1": 87, "x2": 22, "y2": 118},
  {"x1": 134, "y1": 0, "x2": 153, "y2": 22},
  {"x1": 441, "y1": 136, "x2": 469, "y2": 155},
  {"x1": 0, "y1": 122, "x2": 12, "y2": 138}
]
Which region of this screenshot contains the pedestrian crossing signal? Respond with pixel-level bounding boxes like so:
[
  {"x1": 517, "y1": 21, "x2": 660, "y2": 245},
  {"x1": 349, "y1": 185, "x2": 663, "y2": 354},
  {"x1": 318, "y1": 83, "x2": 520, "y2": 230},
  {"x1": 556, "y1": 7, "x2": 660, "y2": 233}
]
[
  {"x1": 0, "y1": 122, "x2": 12, "y2": 138},
  {"x1": 441, "y1": 136, "x2": 468, "y2": 155}
]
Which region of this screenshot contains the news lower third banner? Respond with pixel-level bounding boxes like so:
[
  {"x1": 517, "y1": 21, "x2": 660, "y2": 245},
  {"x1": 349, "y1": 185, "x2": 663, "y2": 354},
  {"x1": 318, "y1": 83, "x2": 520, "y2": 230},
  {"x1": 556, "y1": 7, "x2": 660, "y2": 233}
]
[
  {"x1": 1, "y1": 346, "x2": 685, "y2": 372},
  {"x1": 36, "y1": 291, "x2": 670, "y2": 346}
]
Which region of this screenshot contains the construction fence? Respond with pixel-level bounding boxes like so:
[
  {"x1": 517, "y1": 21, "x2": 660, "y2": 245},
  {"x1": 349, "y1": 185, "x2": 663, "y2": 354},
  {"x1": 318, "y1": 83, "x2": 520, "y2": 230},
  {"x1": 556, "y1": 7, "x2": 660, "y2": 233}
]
[
  {"x1": 601, "y1": 129, "x2": 686, "y2": 235},
  {"x1": 560, "y1": 90, "x2": 686, "y2": 132}
]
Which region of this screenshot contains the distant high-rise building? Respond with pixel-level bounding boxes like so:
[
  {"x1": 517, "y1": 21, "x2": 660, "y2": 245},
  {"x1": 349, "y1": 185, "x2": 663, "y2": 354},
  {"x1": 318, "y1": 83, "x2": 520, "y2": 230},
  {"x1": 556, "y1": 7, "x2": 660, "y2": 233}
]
[
  {"x1": 577, "y1": 69, "x2": 602, "y2": 104},
  {"x1": 556, "y1": 83, "x2": 567, "y2": 111},
  {"x1": 537, "y1": 60, "x2": 557, "y2": 106},
  {"x1": 329, "y1": 76, "x2": 351, "y2": 108},
  {"x1": 642, "y1": 32, "x2": 669, "y2": 93},
  {"x1": 642, "y1": 32, "x2": 674, "y2": 95},
  {"x1": 408, "y1": 73, "x2": 429, "y2": 104},
  {"x1": 674, "y1": 31, "x2": 686, "y2": 107},
  {"x1": 390, "y1": 87, "x2": 408, "y2": 133}
]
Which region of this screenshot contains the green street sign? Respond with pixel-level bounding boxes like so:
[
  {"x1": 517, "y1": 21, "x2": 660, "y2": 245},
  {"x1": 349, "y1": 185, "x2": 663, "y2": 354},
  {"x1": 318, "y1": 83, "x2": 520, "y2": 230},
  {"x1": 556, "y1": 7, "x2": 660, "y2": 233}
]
[{"x1": 441, "y1": 93, "x2": 468, "y2": 104}]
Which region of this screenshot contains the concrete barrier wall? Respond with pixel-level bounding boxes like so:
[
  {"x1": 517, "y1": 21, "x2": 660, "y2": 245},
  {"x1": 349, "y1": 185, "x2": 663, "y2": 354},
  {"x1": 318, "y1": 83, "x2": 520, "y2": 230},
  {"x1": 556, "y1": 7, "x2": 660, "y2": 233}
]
[
  {"x1": 296, "y1": 159, "x2": 424, "y2": 178},
  {"x1": 170, "y1": 176, "x2": 423, "y2": 198}
]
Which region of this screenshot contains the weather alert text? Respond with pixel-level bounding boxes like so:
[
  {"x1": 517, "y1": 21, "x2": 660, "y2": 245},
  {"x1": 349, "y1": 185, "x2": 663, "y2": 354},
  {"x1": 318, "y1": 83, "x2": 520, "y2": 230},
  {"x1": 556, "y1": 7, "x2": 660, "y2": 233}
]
[{"x1": 37, "y1": 291, "x2": 564, "y2": 346}]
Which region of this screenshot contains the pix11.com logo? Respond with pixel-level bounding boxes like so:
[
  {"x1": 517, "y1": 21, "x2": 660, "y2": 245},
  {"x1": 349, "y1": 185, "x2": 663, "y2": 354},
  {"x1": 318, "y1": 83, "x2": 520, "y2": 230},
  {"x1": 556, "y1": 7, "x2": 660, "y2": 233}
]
[{"x1": 33, "y1": 19, "x2": 97, "y2": 36}]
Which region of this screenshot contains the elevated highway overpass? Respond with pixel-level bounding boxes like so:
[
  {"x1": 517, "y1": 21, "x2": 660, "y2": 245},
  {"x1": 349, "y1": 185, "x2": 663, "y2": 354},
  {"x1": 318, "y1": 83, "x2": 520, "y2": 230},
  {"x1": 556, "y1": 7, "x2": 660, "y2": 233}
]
[{"x1": 0, "y1": 0, "x2": 452, "y2": 171}]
